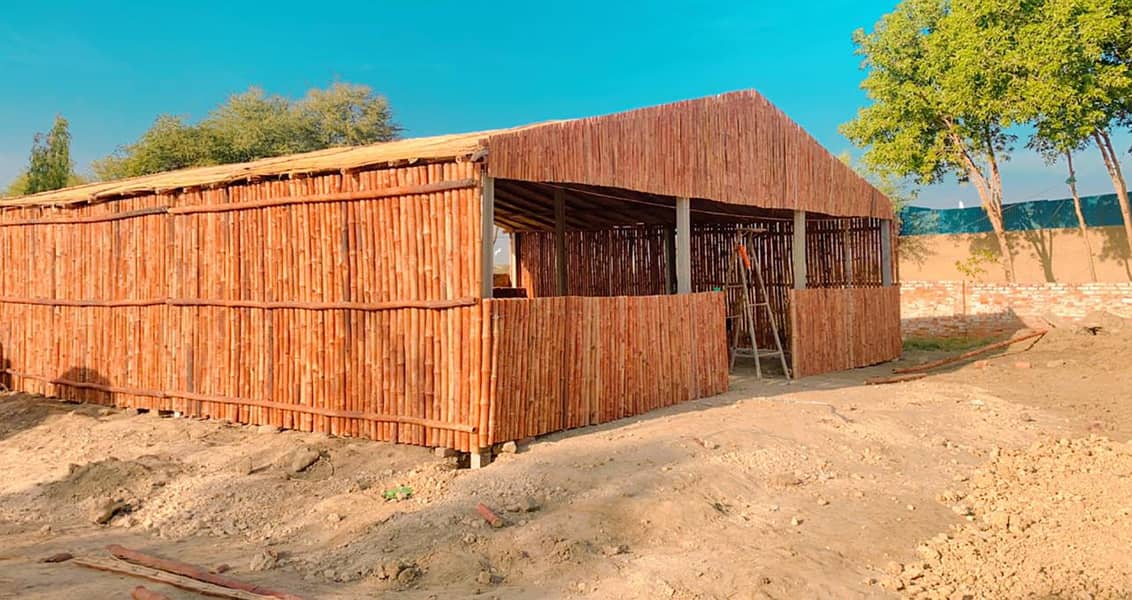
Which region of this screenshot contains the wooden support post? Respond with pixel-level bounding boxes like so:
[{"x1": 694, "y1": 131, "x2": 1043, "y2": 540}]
[
  {"x1": 663, "y1": 226, "x2": 677, "y2": 294},
  {"x1": 509, "y1": 232, "x2": 521, "y2": 288},
  {"x1": 793, "y1": 210, "x2": 807, "y2": 290},
  {"x1": 481, "y1": 176, "x2": 495, "y2": 298},
  {"x1": 842, "y1": 219, "x2": 854, "y2": 287},
  {"x1": 676, "y1": 197, "x2": 691, "y2": 294},
  {"x1": 554, "y1": 189, "x2": 568, "y2": 296},
  {"x1": 880, "y1": 219, "x2": 893, "y2": 287}
]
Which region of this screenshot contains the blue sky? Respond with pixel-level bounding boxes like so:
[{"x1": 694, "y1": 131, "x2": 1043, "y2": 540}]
[{"x1": 0, "y1": 0, "x2": 1125, "y2": 208}]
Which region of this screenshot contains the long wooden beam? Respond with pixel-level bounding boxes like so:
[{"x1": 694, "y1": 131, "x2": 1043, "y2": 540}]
[
  {"x1": 107, "y1": 545, "x2": 300, "y2": 600},
  {"x1": 3, "y1": 369, "x2": 477, "y2": 433},
  {"x1": 892, "y1": 330, "x2": 1048, "y2": 375}
]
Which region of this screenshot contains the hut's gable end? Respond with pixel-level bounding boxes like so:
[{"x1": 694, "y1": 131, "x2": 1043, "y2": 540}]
[{"x1": 485, "y1": 91, "x2": 892, "y2": 220}]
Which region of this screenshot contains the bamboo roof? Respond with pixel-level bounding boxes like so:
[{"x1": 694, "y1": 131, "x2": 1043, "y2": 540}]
[
  {"x1": 1, "y1": 91, "x2": 890, "y2": 219},
  {"x1": 0, "y1": 128, "x2": 520, "y2": 208}
]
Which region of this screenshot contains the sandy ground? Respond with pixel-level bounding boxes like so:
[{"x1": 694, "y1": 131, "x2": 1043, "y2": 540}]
[{"x1": 0, "y1": 324, "x2": 1129, "y2": 599}]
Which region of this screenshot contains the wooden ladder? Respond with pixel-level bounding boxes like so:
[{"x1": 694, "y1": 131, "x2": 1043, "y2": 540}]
[{"x1": 726, "y1": 233, "x2": 791, "y2": 379}]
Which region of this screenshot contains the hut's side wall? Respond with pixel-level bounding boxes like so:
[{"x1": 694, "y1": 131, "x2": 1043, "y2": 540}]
[
  {"x1": 483, "y1": 293, "x2": 728, "y2": 443},
  {"x1": 0, "y1": 162, "x2": 489, "y2": 451},
  {"x1": 486, "y1": 91, "x2": 892, "y2": 220}
]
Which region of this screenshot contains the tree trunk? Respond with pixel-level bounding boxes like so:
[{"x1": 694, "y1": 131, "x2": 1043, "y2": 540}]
[
  {"x1": 1094, "y1": 130, "x2": 1132, "y2": 261},
  {"x1": 948, "y1": 128, "x2": 1015, "y2": 282},
  {"x1": 983, "y1": 200, "x2": 1015, "y2": 282},
  {"x1": 984, "y1": 144, "x2": 1016, "y2": 282},
  {"x1": 1065, "y1": 152, "x2": 1097, "y2": 282}
]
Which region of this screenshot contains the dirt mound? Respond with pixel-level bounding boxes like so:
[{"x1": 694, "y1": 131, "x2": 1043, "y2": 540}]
[
  {"x1": 41, "y1": 456, "x2": 178, "y2": 502},
  {"x1": 892, "y1": 437, "x2": 1132, "y2": 598},
  {"x1": 33, "y1": 455, "x2": 184, "y2": 524},
  {"x1": 1079, "y1": 310, "x2": 1130, "y2": 334}
]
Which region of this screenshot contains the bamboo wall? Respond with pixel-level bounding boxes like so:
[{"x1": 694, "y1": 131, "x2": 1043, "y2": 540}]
[
  {"x1": 483, "y1": 293, "x2": 729, "y2": 443},
  {"x1": 805, "y1": 217, "x2": 886, "y2": 288},
  {"x1": 487, "y1": 91, "x2": 892, "y2": 220},
  {"x1": 0, "y1": 164, "x2": 738, "y2": 451},
  {"x1": 517, "y1": 228, "x2": 669, "y2": 297},
  {"x1": 789, "y1": 287, "x2": 902, "y2": 377},
  {"x1": 0, "y1": 163, "x2": 491, "y2": 451}
]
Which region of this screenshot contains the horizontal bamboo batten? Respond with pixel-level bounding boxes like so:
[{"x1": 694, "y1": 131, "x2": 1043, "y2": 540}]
[
  {"x1": 0, "y1": 162, "x2": 488, "y2": 451},
  {"x1": 482, "y1": 293, "x2": 729, "y2": 443},
  {"x1": 0, "y1": 297, "x2": 478, "y2": 309},
  {"x1": 789, "y1": 287, "x2": 902, "y2": 377}
]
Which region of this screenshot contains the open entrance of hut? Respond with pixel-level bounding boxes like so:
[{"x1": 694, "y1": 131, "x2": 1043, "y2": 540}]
[{"x1": 489, "y1": 179, "x2": 896, "y2": 378}]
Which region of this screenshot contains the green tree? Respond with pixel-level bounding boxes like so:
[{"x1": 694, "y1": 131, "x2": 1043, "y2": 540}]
[
  {"x1": 837, "y1": 151, "x2": 918, "y2": 215},
  {"x1": 842, "y1": 0, "x2": 1035, "y2": 281},
  {"x1": 2, "y1": 172, "x2": 30, "y2": 197},
  {"x1": 25, "y1": 115, "x2": 74, "y2": 194},
  {"x1": 95, "y1": 83, "x2": 400, "y2": 180},
  {"x1": 1021, "y1": 0, "x2": 1132, "y2": 278},
  {"x1": 3, "y1": 116, "x2": 87, "y2": 197},
  {"x1": 4, "y1": 170, "x2": 88, "y2": 197}
]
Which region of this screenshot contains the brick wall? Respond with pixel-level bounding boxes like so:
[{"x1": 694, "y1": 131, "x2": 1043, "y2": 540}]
[{"x1": 901, "y1": 280, "x2": 1132, "y2": 339}]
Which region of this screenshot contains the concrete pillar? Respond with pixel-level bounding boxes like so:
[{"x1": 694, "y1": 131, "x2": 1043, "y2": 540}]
[
  {"x1": 509, "y1": 232, "x2": 521, "y2": 288},
  {"x1": 676, "y1": 197, "x2": 691, "y2": 294},
  {"x1": 793, "y1": 210, "x2": 807, "y2": 290},
  {"x1": 880, "y1": 219, "x2": 893, "y2": 287}
]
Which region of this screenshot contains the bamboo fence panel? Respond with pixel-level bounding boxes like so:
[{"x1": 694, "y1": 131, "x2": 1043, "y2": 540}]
[
  {"x1": 482, "y1": 293, "x2": 728, "y2": 444},
  {"x1": 515, "y1": 216, "x2": 891, "y2": 365},
  {"x1": 0, "y1": 162, "x2": 487, "y2": 451},
  {"x1": 789, "y1": 287, "x2": 902, "y2": 377},
  {"x1": 848, "y1": 286, "x2": 903, "y2": 366},
  {"x1": 487, "y1": 91, "x2": 893, "y2": 220}
]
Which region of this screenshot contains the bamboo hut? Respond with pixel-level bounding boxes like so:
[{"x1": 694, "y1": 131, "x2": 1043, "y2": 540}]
[{"x1": 0, "y1": 90, "x2": 898, "y2": 456}]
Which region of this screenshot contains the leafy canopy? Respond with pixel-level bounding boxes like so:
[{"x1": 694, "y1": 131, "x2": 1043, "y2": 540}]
[
  {"x1": 840, "y1": 0, "x2": 1047, "y2": 186},
  {"x1": 1021, "y1": 0, "x2": 1132, "y2": 159},
  {"x1": 25, "y1": 115, "x2": 75, "y2": 194},
  {"x1": 94, "y1": 83, "x2": 400, "y2": 180},
  {"x1": 4, "y1": 115, "x2": 85, "y2": 197}
]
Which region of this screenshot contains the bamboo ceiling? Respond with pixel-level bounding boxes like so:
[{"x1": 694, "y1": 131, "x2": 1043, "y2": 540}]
[
  {"x1": 492, "y1": 180, "x2": 794, "y2": 231},
  {"x1": 3, "y1": 90, "x2": 890, "y2": 220}
]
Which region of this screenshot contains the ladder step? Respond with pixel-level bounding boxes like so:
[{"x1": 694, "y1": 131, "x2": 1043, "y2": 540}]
[
  {"x1": 734, "y1": 349, "x2": 784, "y2": 359},
  {"x1": 728, "y1": 237, "x2": 792, "y2": 380}
]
